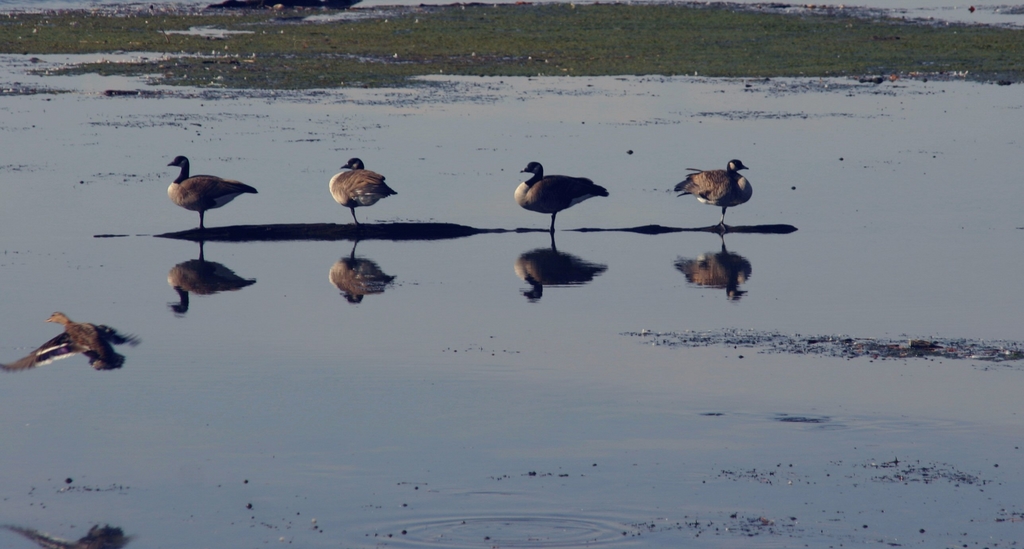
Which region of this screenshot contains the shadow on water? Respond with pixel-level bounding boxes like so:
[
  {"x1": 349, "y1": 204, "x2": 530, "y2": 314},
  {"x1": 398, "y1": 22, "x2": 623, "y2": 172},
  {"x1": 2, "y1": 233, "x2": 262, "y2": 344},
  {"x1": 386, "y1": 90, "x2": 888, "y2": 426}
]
[
  {"x1": 1, "y1": 313, "x2": 139, "y2": 372},
  {"x1": 329, "y1": 241, "x2": 396, "y2": 304},
  {"x1": 151, "y1": 222, "x2": 796, "y2": 243},
  {"x1": 514, "y1": 236, "x2": 607, "y2": 302},
  {"x1": 2, "y1": 524, "x2": 131, "y2": 549},
  {"x1": 167, "y1": 241, "x2": 256, "y2": 315},
  {"x1": 674, "y1": 239, "x2": 753, "y2": 301}
]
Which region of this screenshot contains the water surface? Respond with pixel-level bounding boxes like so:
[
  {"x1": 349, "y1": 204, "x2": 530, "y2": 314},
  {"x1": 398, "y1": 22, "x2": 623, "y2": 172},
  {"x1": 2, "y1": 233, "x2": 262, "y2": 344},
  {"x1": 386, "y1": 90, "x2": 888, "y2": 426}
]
[{"x1": 1, "y1": 61, "x2": 1023, "y2": 548}]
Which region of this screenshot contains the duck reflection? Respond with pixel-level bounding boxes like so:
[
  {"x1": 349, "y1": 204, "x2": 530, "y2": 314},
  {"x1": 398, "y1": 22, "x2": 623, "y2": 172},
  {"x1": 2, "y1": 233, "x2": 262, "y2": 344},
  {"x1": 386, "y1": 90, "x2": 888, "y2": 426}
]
[
  {"x1": 514, "y1": 240, "x2": 607, "y2": 302},
  {"x1": 1, "y1": 312, "x2": 140, "y2": 372},
  {"x1": 168, "y1": 241, "x2": 256, "y2": 315},
  {"x1": 3, "y1": 524, "x2": 131, "y2": 549},
  {"x1": 329, "y1": 242, "x2": 396, "y2": 303},
  {"x1": 674, "y1": 240, "x2": 752, "y2": 300}
]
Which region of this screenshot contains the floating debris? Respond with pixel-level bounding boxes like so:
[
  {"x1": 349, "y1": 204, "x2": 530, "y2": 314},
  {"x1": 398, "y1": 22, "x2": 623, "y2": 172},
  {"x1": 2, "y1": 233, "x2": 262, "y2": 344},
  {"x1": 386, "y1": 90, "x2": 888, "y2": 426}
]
[
  {"x1": 861, "y1": 458, "x2": 982, "y2": 485},
  {"x1": 623, "y1": 328, "x2": 1024, "y2": 363}
]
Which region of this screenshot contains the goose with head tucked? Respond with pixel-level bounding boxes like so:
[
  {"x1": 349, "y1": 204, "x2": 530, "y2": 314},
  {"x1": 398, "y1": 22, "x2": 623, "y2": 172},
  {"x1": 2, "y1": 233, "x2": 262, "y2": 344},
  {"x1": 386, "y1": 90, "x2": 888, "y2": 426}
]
[
  {"x1": 167, "y1": 156, "x2": 257, "y2": 230},
  {"x1": 674, "y1": 159, "x2": 752, "y2": 228},
  {"x1": 515, "y1": 161, "x2": 609, "y2": 233},
  {"x1": 329, "y1": 158, "x2": 397, "y2": 225}
]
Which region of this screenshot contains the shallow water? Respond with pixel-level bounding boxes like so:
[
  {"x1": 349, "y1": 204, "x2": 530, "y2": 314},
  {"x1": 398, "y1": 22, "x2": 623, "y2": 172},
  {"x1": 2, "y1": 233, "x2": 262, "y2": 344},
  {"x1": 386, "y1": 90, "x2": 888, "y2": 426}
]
[{"x1": 1, "y1": 58, "x2": 1023, "y2": 548}]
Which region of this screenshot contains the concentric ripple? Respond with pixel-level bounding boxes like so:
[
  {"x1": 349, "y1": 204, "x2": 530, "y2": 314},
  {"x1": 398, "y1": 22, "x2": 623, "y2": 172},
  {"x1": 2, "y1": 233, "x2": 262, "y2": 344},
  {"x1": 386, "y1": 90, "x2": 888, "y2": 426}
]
[{"x1": 366, "y1": 515, "x2": 635, "y2": 548}]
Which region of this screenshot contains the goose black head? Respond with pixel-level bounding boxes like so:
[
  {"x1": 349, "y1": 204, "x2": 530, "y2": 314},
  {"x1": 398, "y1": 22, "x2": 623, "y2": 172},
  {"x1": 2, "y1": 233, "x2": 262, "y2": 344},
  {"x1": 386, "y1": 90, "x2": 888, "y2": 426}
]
[
  {"x1": 168, "y1": 155, "x2": 189, "y2": 168},
  {"x1": 343, "y1": 158, "x2": 365, "y2": 170},
  {"x1": 728, "y1": 159, "x2": 748, "y2": 172},
  {"x1": 521, "y1": 162, "x2": 544, "y2": 176}
]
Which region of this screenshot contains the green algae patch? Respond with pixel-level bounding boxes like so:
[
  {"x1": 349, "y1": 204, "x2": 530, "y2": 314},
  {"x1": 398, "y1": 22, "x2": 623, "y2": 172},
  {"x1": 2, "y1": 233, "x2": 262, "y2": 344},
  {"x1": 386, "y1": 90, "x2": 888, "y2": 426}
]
[{"x1": 2, "y1": 4, "x2": 1023, "y2": 89}]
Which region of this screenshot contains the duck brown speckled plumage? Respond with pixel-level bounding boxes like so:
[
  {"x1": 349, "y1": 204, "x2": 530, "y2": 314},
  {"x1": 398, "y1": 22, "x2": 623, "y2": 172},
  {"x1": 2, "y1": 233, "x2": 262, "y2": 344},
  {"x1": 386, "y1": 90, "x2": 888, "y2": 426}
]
[{"x1": 1, "y1": 312, "x2": 140, "y2": 372}]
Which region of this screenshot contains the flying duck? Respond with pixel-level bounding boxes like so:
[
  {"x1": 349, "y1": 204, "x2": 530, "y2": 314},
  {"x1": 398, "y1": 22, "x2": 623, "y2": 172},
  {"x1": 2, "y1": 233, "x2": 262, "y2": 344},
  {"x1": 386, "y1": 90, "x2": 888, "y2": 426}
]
[
  {"x1": 674, "y1": 159, "x2": 752, "y2": 228},
  {"x1": 515, "y1": 162, "x2": 609, "y2": 233},
  {"x1": 2, "y1": 524, "x2": 131, "y2": 549},
  {"x1": 1, "y1": 312, "x2": 140, "y2": 371},
  {"x1": 167, "y1": 155, "x2": 258, "y2": 229},
  {"x1": 329, "y1": 158, "x2": 397, "y2": 225}
]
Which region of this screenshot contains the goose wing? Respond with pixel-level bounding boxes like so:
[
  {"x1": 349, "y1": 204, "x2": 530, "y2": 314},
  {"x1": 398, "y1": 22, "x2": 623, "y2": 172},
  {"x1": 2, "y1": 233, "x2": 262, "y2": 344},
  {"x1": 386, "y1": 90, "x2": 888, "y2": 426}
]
[
  {"x1": 532, "y1": 176, "x2": 608, "y2": 211},
  {"x1": 330, "y1": 170, "x2": 396, "y2": 206},
  {"x1": 178, "y1": 176, "x2": 258, "y2": 208},
  {"x1": 674, "y1": 169, "x2": 732, "y2": 202}
]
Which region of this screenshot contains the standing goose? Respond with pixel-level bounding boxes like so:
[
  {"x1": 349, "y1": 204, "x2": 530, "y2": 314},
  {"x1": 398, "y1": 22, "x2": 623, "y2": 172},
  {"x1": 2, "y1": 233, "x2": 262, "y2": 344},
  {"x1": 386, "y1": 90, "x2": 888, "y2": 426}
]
[
  {"x1": 167, "y1": 155, "x2": 258, "y2": 229},
  {"x1": 515, "y1": 162, "x2": 609, "y2": 233},
  {"x1": 329, "y1": 158, "x2": 397, "y2": 225},
  {"x1": 674, "y1": 159, "x2": 752, "y2": 228},
  {"x1": 1, "y1": 312, "x2": 140, "y2": 371}
]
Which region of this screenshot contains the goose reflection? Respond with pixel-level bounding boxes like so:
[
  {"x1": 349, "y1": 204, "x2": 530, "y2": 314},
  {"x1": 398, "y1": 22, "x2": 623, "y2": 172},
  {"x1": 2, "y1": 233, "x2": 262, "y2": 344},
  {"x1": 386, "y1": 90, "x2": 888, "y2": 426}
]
[
  {"x1": 2, "y1": 524, "x2": 131, "y2": 549},
  {"x1": 1, "y1": 312, "x2": 139, "y2": 372},
  {"x1": 514, "y1": 240, "x2": 607, "y2": 302},
  {"x1": 329, "y1": 242, "x2": 396, "y2": 303},
  {"x1": 674, "y1": 240, "x2": 752, "y2": 300},
  {"x1": 168, "y1": 241, "x2": 256, "y2": 314}
]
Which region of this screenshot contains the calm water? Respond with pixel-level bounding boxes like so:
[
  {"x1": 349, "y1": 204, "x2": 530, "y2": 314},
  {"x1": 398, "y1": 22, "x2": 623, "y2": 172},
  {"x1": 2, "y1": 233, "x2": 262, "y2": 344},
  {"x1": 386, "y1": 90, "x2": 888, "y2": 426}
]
[{"x1": 1, "y1": 55, "x2": 1023, "y2": 548}]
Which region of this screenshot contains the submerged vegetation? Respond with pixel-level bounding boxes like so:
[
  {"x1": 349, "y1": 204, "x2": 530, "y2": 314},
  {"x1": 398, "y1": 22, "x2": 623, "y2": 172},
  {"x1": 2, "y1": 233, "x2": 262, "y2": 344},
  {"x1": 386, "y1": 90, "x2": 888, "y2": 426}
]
[{"x1": 1, "y1": 3, "x2": 1022, "y2": 88}]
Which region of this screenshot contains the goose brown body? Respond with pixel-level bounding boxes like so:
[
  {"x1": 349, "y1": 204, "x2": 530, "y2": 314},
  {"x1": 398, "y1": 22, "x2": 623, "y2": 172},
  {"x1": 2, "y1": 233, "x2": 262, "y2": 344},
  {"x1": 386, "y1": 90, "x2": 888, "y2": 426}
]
[
  {"x1": 515, "y1": 162, "x2": 609, "y2": 233},
  {"x1": 674, "y1": 159, "x2": 752, "y2": 227},
  {"x1": 329, "y1": 158, "x2": 397, "y2": 225},
  {"x1": 1, "y1": 312, "x2": 140, "y2": 371},
  {"x1": 167, "y1": 156, "x2": 257, "y2": 229}
]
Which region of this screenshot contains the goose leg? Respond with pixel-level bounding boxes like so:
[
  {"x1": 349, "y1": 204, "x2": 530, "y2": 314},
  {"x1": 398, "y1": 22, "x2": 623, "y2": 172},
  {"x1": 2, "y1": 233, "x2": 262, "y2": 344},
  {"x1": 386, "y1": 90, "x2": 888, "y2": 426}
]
[
  {"x1": 549, "y1": 212, "x2": 557, "y2": 234},
  {"x1": 718, "y1": 206, "x2": 727, "y2": 227},
  {"x1": 349, "y1": 207, "x2": 360, "y2": 225},
  {"x1": 199, "y1": 211, "x2": 205, "y2": 230}
]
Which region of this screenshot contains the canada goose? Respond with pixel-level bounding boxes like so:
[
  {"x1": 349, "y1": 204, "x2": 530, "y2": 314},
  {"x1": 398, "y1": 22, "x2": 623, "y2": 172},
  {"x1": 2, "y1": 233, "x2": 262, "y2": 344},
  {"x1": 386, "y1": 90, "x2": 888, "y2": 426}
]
[
  {"x1": 167, "y1": 155, "x2": 258, "y2": 229},
  {"x1": 674, "y1": 241, "x2": 752, "y2": 301},
  {"x1": 514, "y1": 242, "x2": 607, "y2": 302},
  {"x1": 329, "y1": 243, "x2": 396, "y2": 303},
  {"x1": 1, "y1": 312, "x2": 140, "y2": 371},
  {"x1": 2, "y1": 524, "x2": 131, "y2": 549},
  {"x1": 329, "y1": 158, "x2": 397, "y2": 225},
  {"x1": 516, "y1": 162, "x2": 609, "y2": 233},
  {"x1": 674, "y1": 159, "x2": 752, "y2": 227},
  {"x1": 167, "y1": 243, "x2": 256, "y2": 314}
]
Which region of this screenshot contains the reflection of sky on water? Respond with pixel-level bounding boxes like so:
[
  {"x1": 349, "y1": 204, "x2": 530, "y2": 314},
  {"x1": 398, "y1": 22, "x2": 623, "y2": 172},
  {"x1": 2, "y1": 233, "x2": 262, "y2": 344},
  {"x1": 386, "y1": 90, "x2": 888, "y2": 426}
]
[{"x1": 0, "y1": 62, "x2": 1023, "y2": 548}]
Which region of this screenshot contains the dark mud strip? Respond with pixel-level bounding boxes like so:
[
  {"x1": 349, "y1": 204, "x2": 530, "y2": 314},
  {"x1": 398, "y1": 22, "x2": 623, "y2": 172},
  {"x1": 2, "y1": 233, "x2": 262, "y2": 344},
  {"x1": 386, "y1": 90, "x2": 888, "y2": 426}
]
[
  {"x1": 625, "y1": 329, "x2": 1024, "y2": 364},
  {"x1": 150, "y1": 223, "x2": 795, "y2": 242},
  {"x1": 151, "y1": 222, "x2": 550, "y2": 242},
  {"x1": 574, "y1": 223, "x2": 798, "y2": 235}
]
